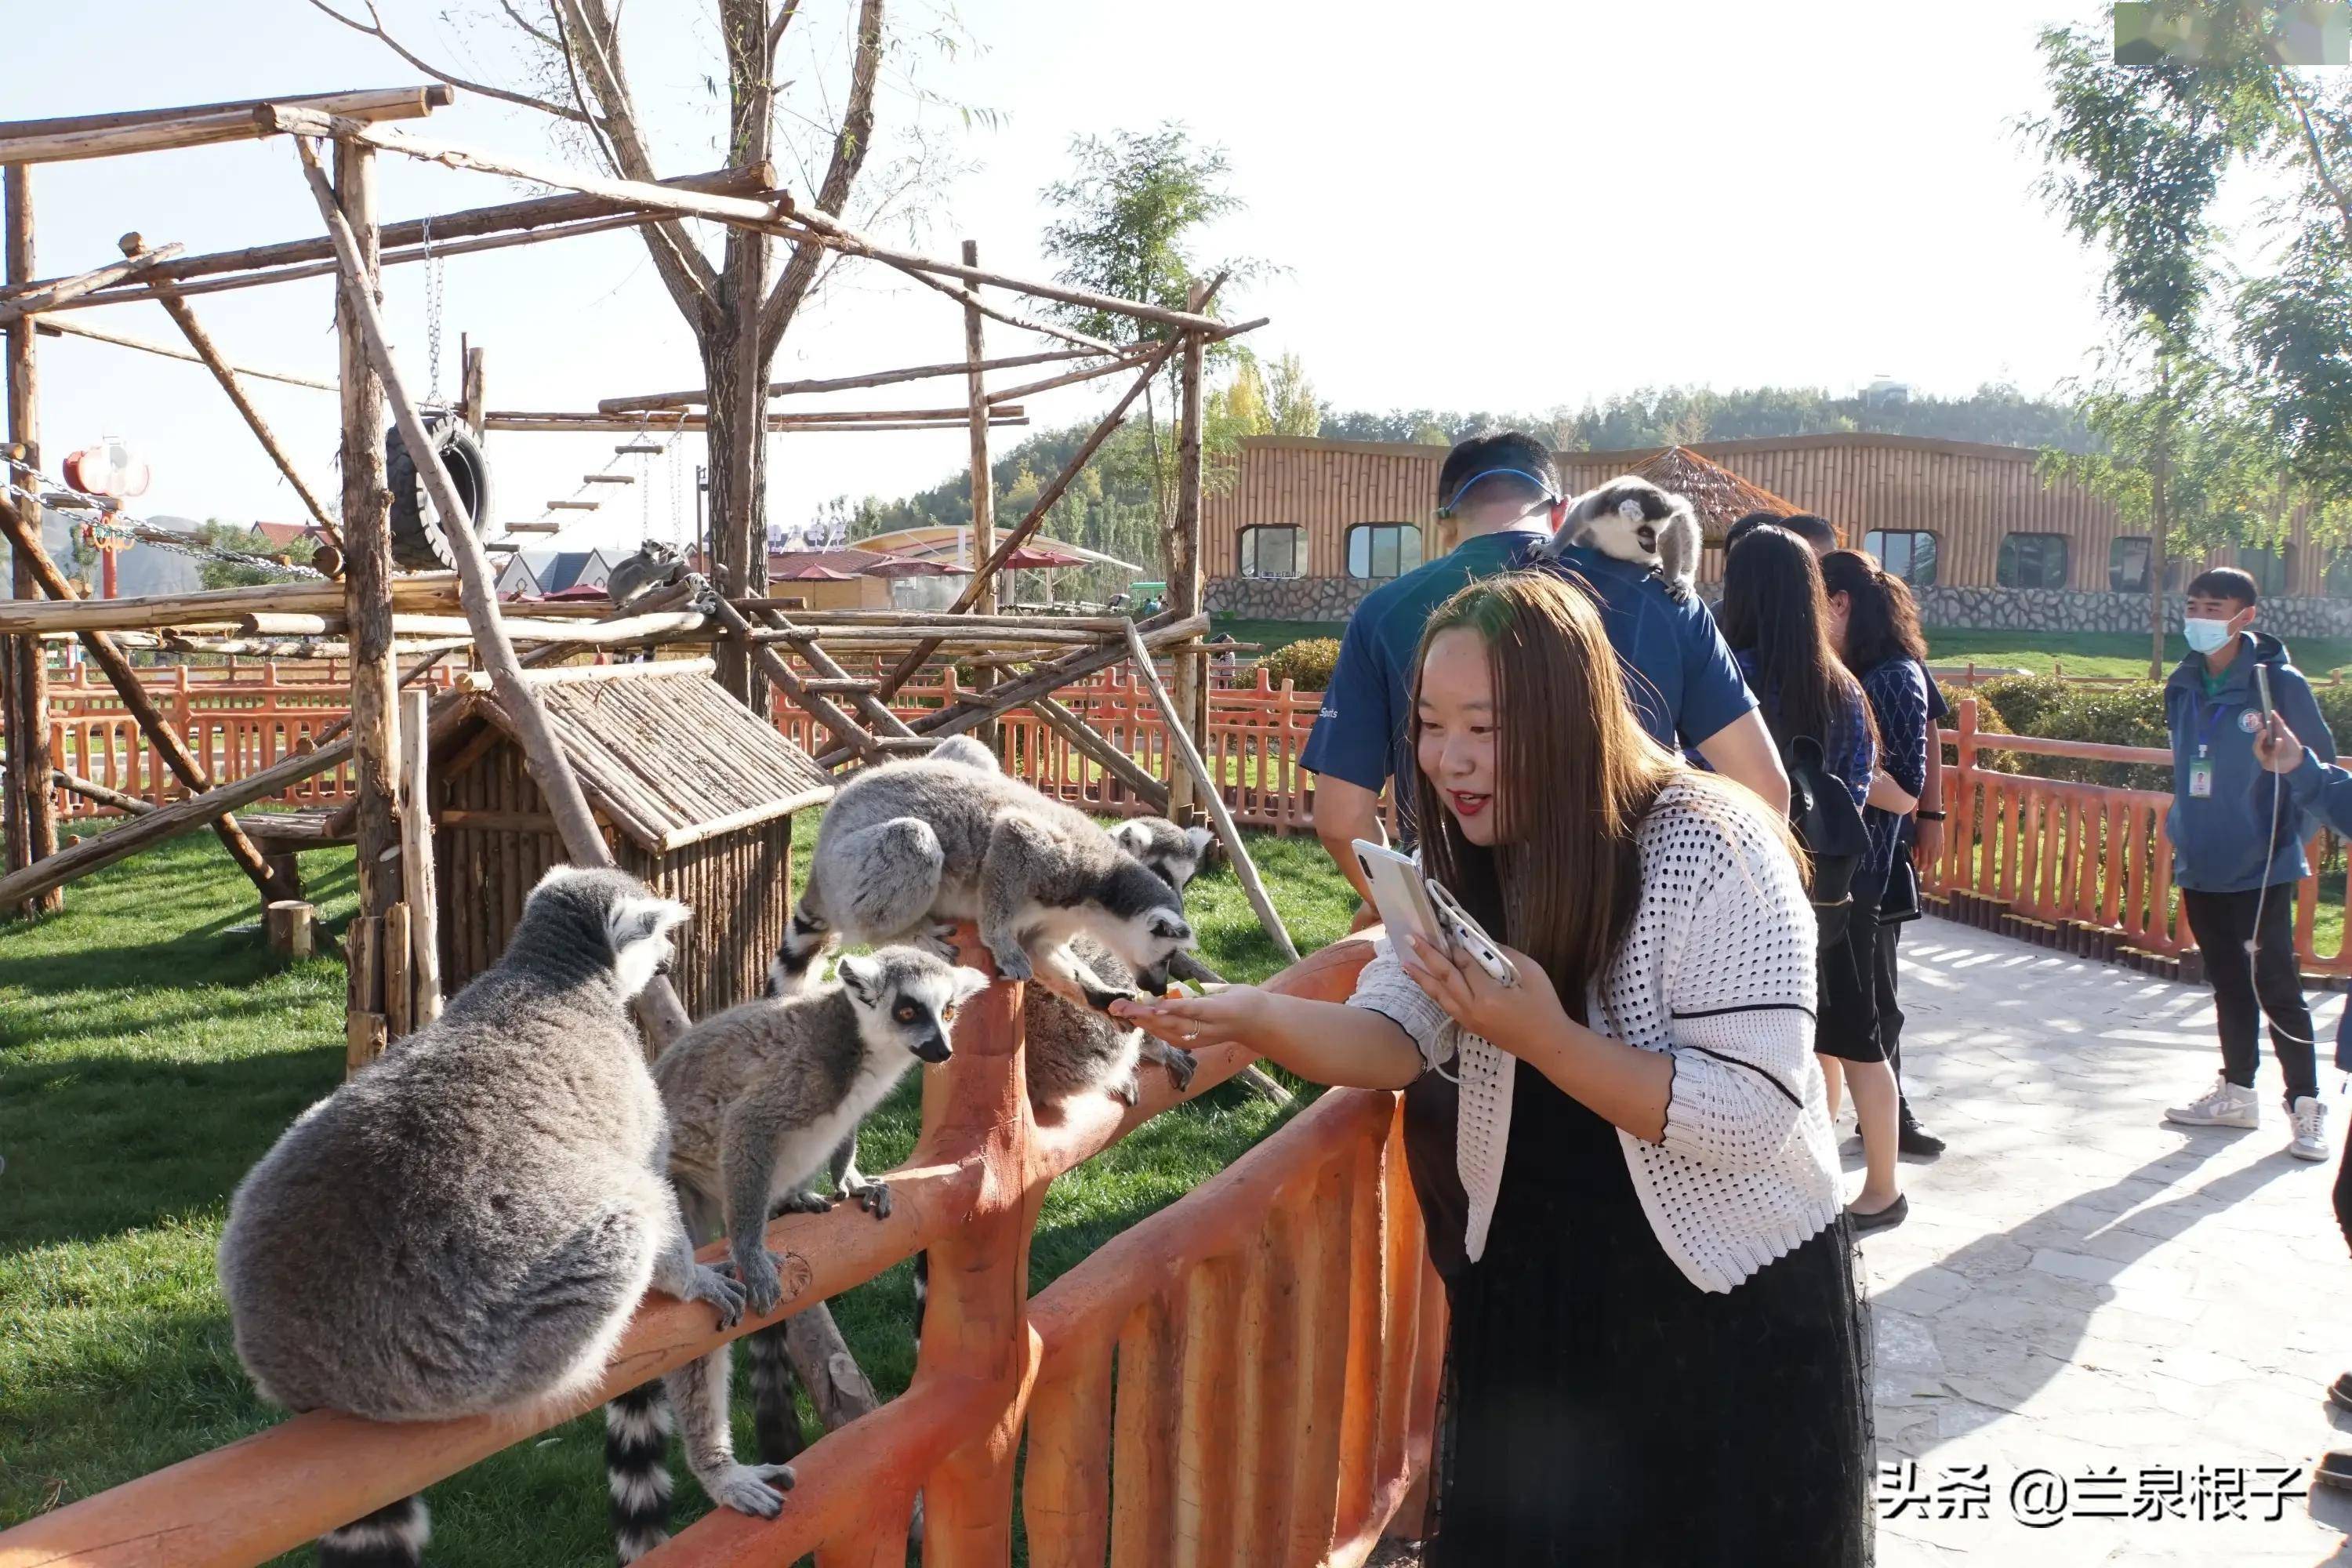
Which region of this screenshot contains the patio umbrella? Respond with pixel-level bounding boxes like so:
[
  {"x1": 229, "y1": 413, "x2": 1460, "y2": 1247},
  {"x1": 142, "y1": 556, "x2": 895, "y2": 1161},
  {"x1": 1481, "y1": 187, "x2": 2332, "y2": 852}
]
[
  {"x1": 1001, "y1": 543, "x2": 1088, "y2": 569},
  {"x1": 860, "y1": 556, "x2": 971, "y2": 578},
  {"x1": 775, "y1": 563, "x2": 860, "y2": 581}
]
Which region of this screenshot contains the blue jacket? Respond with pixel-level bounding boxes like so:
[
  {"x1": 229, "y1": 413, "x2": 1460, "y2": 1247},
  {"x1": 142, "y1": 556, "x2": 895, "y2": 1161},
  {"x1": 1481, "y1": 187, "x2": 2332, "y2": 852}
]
[
  {"x1": 2163, "y1": 632, "x2": 2336, "y2": 892},
  {"x1": 2274, "y1": 746, "x2": 2352, "y2": 1073}
]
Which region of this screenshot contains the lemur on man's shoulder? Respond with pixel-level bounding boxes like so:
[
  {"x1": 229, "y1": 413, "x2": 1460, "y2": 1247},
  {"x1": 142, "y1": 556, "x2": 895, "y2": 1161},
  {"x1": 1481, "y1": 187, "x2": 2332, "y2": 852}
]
[{"x1": 1548, "y1": 474, "x2": 1702, "y2": 601}]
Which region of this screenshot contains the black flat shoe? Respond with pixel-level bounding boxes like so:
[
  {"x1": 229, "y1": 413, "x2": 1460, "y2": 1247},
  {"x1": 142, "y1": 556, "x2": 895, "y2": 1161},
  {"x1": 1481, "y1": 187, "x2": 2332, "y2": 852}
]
[
  {"x1": 1898, "y1": 1119, "x2": 1947, "y2": 1158},
  {"x1": 1847, "y1": 1194, "x2": 1909, "y2": 1234},
  {"x1": 2329, "y1": 1372, "x2": 2352, "y2": 1414}
]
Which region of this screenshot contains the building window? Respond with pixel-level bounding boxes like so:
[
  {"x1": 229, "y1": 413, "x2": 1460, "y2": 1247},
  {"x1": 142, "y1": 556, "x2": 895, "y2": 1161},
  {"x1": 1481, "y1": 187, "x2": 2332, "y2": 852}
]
[
  {"x1": 1864, "y1": 529, "x2": 1939, "y2": 587},
  {"x1": 1237, "y1": 525, "x2": 1302, "y2": 579},
  {"x1": 2237, "y1": 544, "x2": 2293, "y2": 597},
  {"x1": 1346, "y1": 522, "x2": 1423, "y2": 581},
  {"x1": 1997, "y1": 532, "x2": 2071, "y2": 590},
  {"x1": 2111, "y1": 536, "x2": 2189, "y2": 595},
  {"x1": 2325, "y1": 552, "x2": 2352, "y2": 599}
]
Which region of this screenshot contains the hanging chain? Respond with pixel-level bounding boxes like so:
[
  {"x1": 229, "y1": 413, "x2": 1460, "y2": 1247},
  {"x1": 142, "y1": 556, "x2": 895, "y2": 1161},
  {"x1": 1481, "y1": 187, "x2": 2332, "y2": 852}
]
[
  {"x1": 3, "y1": 455, "x2": 321, "y2": 579},
  {"x1": 423, "y1": 214, "x2": 445, "y2": 405}
]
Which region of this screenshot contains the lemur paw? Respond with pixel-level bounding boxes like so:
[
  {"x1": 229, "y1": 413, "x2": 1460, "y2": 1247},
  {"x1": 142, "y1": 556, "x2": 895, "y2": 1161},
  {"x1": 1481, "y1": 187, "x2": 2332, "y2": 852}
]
[
  {"x1": 684, "y1": 1261, "x2": 746, "y2": 1330},
  {"x1": 733, "y1": 1247, "x2": 786, "y2": 1316},
  {"x1": 1159, "y1": 1044, "x2": 1200, "y2": 1094},
  {"x1": 848, "y1": 1179, "x2": 893, "y2": 1219},
  {"x1": 1081, "y1": 982, "x2": 1142, "y2": 1014},
  {"x1": 1111, "y1": 1071, "x2": 1142, "y2": 1108},
  {"x1": 990, "y1": 945, "x2": 1034, "y2": 982},
  {"x1": 710, "y1": 1462, "x2": 796, "y2": 1518},
  {"x1": 775, "y1": 1189, "x2": 837, "y2": 1217},
  {"x1": 915, "y1": 921, "x2": 960, "y2": 962}
]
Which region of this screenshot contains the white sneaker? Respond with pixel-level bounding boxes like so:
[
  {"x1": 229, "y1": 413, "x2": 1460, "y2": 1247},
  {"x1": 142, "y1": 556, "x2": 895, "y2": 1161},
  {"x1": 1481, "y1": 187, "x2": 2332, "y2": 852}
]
[
  {"x1": 2292, "y1": 1097, "x2": 2331, "y2": 1162},
  {"x1": 2165, "y1": 1076, "x2": 2259, "y2": 1130}
]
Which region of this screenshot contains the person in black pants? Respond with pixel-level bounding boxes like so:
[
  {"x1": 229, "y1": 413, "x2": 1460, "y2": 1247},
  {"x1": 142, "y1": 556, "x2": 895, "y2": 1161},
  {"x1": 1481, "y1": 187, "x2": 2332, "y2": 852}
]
[
  {"x1": 2159, "y1": 568, "x2": 2336, "y2": 1161},
  {"x1": 2252, "y1": 712, "x2": 2352, "y2": 1483}
]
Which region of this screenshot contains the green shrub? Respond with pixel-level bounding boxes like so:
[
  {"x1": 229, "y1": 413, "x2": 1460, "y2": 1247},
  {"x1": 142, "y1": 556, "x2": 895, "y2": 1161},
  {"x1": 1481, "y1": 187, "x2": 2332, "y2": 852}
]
[
  {"x1": 1960, "y1": 677, "x2": 2169, "y2": 789},
  {"x1": 1973, "y1": 674, "x2": 2071, "y2": 739},
  {"x1": 1261, "y1": 637, "x2": 1341, "y2": 691}
]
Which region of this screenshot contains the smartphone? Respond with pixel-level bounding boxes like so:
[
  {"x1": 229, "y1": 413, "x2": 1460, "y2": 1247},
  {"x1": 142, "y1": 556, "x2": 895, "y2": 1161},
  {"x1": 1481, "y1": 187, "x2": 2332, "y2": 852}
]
[{"x1": 1350, "y1": 839, "x2": 1448, "y2": 951}]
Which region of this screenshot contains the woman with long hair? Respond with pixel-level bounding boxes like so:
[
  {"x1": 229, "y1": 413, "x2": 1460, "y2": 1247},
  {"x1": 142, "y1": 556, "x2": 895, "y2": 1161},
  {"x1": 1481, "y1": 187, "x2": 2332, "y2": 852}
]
[
  {"x1": 1820, "y1": 547, "x2": 1936, "y2": 1180},
  {"x1": 1116, "y1": 571, "x2": 1873, "y2": 1566},
  {"x1": 1721, "y1": 527, "x2": 1907, "y2": 1230}
]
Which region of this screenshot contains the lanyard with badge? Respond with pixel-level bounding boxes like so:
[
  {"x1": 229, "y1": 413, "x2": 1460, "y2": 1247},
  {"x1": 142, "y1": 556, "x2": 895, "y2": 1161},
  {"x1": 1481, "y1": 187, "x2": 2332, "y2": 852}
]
[{"x1": 2187, "y1": 691, "x2": 2230, "y2": 798}]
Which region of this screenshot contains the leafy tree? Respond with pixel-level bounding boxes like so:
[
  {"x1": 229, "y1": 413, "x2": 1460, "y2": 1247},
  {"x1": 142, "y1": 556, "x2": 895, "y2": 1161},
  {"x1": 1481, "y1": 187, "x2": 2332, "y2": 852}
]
[{"x1": 189, "y1": 521, "x2": 285, "y2": 590}]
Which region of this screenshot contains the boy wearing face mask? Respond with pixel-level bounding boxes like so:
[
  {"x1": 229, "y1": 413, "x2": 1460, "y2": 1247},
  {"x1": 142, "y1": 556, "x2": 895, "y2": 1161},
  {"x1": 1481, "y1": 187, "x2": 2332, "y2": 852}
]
[{"x1": 2162, "y1": 567, "x2": 2337, "y2": 1161}]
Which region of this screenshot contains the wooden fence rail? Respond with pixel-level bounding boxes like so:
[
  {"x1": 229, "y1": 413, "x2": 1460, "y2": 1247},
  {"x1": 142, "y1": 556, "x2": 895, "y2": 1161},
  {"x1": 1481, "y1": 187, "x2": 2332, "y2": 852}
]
[
  {"x1": 0, "y1": 932, "x2": 1434, "y2": 1568},
  {"x1": 1923, "y1": 697, "x2": 2347, "y2": 975}
]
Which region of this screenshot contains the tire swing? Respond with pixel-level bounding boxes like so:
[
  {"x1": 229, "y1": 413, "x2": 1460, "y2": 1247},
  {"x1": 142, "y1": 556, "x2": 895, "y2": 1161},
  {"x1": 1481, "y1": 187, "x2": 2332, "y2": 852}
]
[{"x1": 384, "y1": 416, "x2": 492, "y2": 570}]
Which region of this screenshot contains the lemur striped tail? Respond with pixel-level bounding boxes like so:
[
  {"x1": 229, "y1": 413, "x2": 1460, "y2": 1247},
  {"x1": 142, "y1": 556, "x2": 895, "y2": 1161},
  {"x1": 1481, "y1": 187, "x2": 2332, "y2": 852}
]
[
  {"x1": 318, "y1": 1495, "x2": 429, "y2": 1568},
  {"x1": 744, "y1": 1324, "x2": 807, "y2": 1463},
  {"x1": 768, "y1": 902, "x2": 833, "y2": 997},
  {"x1": 605, "y1": 1379, "x2": 673, "y2": 1564}
]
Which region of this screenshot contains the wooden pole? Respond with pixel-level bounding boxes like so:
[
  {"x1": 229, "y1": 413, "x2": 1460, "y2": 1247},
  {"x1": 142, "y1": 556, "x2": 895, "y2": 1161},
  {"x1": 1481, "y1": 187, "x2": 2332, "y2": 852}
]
[
  {"x1": 122, "y1": 234, "x2": 342, "y2": 545},
  {"x1": 0, "y1": 572, "x2": 470, "y2": 637},
  {"x1": 3, "y1": 162, "x2": 59, "y2": 916},
  {"x1": 398, "y1": 689, "x2": 442, "y2": 1026},
  {"x1": 963, "y1": 240, "x2": 998, "y2": 748},
  {"x1": 264, "y1": 107, "x2": 786, "y2": 226},
  {"x1": 34, "y1": 317, "x2": 334, "y2": 391},
  {"x1": 0, "y1": 494, "x2": 301, "y2": 908},
  {"x1": 0, "y1": 239, "x2": 184, "y2": 325},
  {"x1": 596, "y1": 346, "x2": 1109, "y2": 414},
  {"x1": 333, "y1": 140, "x2": 403, "y2": 938},
  {"x1": 1120, "y1": 620, "x2": 1296, "y2": 964},
  {"x1": 13, "y1": 164, "x2": 771, "y2": 302},
  {"x1": 1027, "y1": 695, "x2": 1170, "y2": 815},
  {"x1": 460, "y1": 343, "x2": 485, "y2": 430},
  {"x1": 870, "y1": 339, "x2": 1181, "y2": 702},
  {"x1": 292, "y1": 132, "x2": 693, "y2": 1051},
  {"x1": 1168, "y1": 283, "x2": 1209, "y2": 821},
  {"x1": 0, "y1": 86, "x2": 451, "y2": 166},
  {"x1": 51, "y1": 768, "x2": 155, "y2": 816}
]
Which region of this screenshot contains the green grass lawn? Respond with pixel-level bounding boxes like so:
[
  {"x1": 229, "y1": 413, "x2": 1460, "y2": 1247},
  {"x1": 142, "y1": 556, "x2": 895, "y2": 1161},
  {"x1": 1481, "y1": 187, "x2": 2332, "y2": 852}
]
[
  {"x1": 0, "y1": 811, "x2": 1359, "y2": 1561},
  {"x1": 1209, "y1": 616, "x2": 1343, "y2": 656},
  {"x1": 1926, "y1": 627, "x2": 2352, "y2": 681}
]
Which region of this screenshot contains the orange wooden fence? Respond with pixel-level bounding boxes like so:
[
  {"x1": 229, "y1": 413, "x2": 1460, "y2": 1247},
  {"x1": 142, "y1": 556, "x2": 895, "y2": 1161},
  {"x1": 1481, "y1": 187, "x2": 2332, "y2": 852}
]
[
  {"x1": 0, "y1": 931, "x2": 1440, "y2": 1568},
  {"x1": 1923, "y1": 697, "x2": 2348, "y2": 974}
]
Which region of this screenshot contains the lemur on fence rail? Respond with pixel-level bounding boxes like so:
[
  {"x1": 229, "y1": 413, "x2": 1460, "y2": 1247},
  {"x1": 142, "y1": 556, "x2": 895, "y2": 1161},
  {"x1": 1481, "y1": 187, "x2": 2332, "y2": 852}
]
[
  {"x1": 603, "y1": 944, "x2": 985, "y2": 1560},
  {"x1": 217, "y1": 867, "x2": 743, "y2": 1568}
]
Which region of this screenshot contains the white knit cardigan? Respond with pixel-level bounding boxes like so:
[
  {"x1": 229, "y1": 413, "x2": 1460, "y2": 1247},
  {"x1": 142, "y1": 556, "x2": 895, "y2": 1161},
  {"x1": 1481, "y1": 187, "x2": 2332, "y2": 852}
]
[{"x1": 1347, "y1": 782, "x2": 1843, "y2": 1294}]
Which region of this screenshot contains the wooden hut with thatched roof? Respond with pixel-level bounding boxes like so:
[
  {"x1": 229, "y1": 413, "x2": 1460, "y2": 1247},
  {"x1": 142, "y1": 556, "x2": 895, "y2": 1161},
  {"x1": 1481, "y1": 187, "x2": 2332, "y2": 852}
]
[{"x1": 426, "y1": 659, "x2": 833, "y2": 1015}]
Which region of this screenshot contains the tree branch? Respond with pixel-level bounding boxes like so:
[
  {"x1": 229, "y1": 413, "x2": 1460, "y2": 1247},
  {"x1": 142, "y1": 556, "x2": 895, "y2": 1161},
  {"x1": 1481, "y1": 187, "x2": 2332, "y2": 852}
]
[
  {"x1": 2277, "y1": 67, "x2": 2352, "y2": 256},
  {"x1": 760, "y1": 0, "x2": 884, "y2": 356},
  {"x1": 767, "y1": 0, "x2": 804, "y2": 60},
  {"x1": 496, "y1": 0, "x2": 563, "y2": 49},
  {"x1": 554, "y1": 0, "x2": 719, "y2": 321},
  {"x1": 302, "y1": 0, "x2": 594, "y2": 125}
]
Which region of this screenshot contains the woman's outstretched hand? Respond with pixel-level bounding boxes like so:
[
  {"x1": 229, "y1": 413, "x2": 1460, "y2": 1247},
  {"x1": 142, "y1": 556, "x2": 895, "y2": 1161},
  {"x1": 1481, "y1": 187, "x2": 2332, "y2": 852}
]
[
  {"x1": 1398, "y1": 934, "x2": 1571, "y2": 1062},
  {"x1": 1111, "y1": 985, "x2": 1265, "y2": 1053}
]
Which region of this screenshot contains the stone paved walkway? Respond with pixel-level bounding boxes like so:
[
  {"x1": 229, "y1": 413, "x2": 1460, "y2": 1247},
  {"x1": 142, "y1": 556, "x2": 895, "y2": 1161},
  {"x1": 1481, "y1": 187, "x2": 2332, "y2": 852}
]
[{"x1": 1866, "y1": 916, "x2": 2352, "y2": 1565}]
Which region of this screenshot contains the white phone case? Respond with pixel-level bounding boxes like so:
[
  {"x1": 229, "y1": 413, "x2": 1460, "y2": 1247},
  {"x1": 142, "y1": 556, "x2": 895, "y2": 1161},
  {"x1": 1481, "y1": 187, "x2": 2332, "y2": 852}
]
[
  {"x1": 1425, "y1": 877, "x2": 1519, "y2": 987},
  {"x1": 1350, "y1": 839, "x2": 1446, "y2": 949}
]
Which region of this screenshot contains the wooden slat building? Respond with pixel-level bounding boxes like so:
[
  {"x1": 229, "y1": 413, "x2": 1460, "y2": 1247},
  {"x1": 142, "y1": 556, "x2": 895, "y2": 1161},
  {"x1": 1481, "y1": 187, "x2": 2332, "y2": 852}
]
[
  {"x1": 1203, "y1": 432, "x2": 2348, "y2": 605},
  {"x1": 429, "y1": 660, "x2": 833, "y2": 1016}
]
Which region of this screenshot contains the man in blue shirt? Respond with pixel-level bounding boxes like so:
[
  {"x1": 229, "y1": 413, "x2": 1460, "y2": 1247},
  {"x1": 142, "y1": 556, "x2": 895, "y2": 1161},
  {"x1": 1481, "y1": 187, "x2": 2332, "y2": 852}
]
[{"x1": 1302, "y1": 432, "x2": 1787, "y2": 902}]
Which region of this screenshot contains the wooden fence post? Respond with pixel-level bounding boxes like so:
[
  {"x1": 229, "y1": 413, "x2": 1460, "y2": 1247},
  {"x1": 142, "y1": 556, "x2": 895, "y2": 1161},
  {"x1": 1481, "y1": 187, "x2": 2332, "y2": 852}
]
[{"x1": 398, "y1": 688, "x2": 442, "y2": 1025}]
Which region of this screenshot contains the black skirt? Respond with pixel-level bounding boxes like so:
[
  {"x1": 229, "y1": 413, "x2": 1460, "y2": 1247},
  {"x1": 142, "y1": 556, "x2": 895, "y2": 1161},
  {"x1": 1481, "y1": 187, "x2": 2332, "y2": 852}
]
[
  {"x1": 1427, "y1": 1062, "x2": 1875, "y2": 1568},
  {"x1": 1816, "y1": 885, "x2": 1888, "y2": 1064}
]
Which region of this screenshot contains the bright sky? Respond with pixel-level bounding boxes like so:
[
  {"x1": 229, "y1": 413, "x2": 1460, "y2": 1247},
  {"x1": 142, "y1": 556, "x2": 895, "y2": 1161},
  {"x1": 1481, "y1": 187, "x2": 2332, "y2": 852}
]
[{"x1": 8, "y1": 0, "x2": 2114, "y2": 556}]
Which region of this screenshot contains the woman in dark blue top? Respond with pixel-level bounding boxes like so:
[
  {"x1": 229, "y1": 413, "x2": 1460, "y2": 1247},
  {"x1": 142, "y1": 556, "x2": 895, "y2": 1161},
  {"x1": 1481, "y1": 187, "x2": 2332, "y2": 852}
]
[
  {"x1": 1822, "y1": 550, "x2": 1936, "y2": 1224},
  {"x1": 1722, "y1": 529, "x2": 1907, "y2": 1232}
]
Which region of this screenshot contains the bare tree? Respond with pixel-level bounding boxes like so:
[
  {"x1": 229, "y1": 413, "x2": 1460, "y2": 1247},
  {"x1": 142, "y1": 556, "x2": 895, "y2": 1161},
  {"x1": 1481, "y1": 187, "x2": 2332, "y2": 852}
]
[{"x1": 307, "y1": 0, "x2": 898, "y2": 704}]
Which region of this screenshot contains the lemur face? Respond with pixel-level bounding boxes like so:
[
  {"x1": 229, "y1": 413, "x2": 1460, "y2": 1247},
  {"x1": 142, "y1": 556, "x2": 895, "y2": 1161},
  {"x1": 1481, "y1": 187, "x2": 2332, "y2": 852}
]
[
  {"x1": 1110, "y1": 818, "x2": 1217, "y2": 893},
  {"x1": 1112, "y1": 904, "x2": 1196, "y2": 996},
  {"x1": 838, "y1": 948, "x2": 988, "y2": 1065}
]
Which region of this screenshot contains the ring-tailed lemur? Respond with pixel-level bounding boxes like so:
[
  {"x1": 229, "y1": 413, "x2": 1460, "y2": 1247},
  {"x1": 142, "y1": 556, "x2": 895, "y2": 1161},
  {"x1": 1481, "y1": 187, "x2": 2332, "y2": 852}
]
[
  {"x1": 217, "y1": 867, "x2": 739, "y2": 1568},
  {"x1": 604, "y1": 540, "x2": 686, "y2": 607},
  {"x1": 605, "y1": 946, "x2": 985, "y2": 1559},
  {"x1": 1549, "y1": 474, "x2": 1702, "y2": 601},
  {"x1": 774, "y1": 755, "x2": 1198, "y2": 1013}
]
